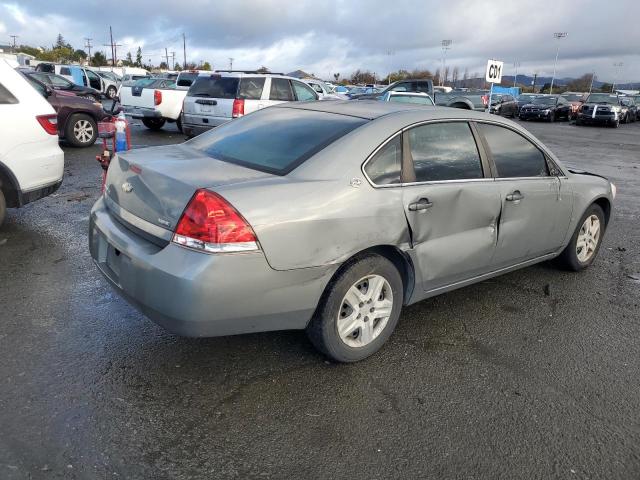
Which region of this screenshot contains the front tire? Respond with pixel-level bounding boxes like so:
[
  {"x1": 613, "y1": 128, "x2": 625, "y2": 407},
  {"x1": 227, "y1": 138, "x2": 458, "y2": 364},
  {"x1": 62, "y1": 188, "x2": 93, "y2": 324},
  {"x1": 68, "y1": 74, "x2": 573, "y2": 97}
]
[
  {"x1": 306, "y1": 254, "x2": 403, "y2": 362},
  {"x1": 65, "y1": 113, "x2": 97, "y2": 147},
  {"x1": 556, "y1": 204, "x2": 605, "y2": 271},
  {"x1": 142, "y1": 118, "x2": 166, "y2": 130}
]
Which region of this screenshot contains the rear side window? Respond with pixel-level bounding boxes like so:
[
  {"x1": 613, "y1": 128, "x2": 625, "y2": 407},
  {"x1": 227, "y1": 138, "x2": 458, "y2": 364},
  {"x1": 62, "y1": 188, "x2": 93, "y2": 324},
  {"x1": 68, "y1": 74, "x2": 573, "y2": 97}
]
[
  {"x1": 188, "y1": 76, "x2": 239, "y2": 99},
  {"x1": 59, "y1": 67, "x2": 71, "y2": 76},
  {"x1": 238, "y1": 77, "x2": 265, "y2": 100},
  {"x1": 177, "y1": 73, "x2": 198, "y2": 87},
  {"x1": 270, "y1": 78, "x2": 294, "y2": 101},
  {"x1": 407, "y1": 122, "x2": 483, "y2": 182},
  {"x1": 477, "y1": 124, "x2": 549, "y2": 178},
  {"x1": 190, "y1": 108, "x2": 366, "y2": 175},
  {"x1": 365, "y1": 135, "x2": 401, "y2": 185},
  {"x1": 0, "y1": 82, "x2": 18, "y2": 104},
  {"x1": 416, "y1": 82, "x2": 431, "y2": 94}
]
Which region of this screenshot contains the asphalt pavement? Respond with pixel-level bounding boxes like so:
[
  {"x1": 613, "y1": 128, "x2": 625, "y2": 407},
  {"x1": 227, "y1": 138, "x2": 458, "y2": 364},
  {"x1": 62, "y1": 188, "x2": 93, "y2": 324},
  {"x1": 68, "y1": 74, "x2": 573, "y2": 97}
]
[{"x1": 1, "y1": 118, "x2": 639, "y2": 480}]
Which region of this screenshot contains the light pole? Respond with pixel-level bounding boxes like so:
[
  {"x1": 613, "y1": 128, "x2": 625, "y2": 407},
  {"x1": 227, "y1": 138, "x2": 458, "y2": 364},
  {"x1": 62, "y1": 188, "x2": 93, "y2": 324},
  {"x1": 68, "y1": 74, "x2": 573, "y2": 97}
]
[
  {"x1": 612, "y1": 62, "x2": 623, "y2": 93},
  {"x1": 386, "y1": 49, "x2": 395, "y2": 85},
  {"x1": 589, "y1": 72, "x2": 596, "y2": 94},
  {"x1": 440, "y1": 39, "x2": 452, "y2": 87},
  {"x1": 513, "y1": 61, "x2": 521, "y2": 87},
  {"x1": 550, "y1": 32, "x2": 568, "y2": 94}
]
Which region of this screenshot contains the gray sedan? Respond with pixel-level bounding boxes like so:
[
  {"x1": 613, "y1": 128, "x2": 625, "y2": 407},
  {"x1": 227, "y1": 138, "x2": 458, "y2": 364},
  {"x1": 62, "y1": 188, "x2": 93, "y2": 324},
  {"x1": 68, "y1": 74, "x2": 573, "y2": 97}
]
[{"x1": 89, "y1": 101, "x2": 616, "y2": 362}]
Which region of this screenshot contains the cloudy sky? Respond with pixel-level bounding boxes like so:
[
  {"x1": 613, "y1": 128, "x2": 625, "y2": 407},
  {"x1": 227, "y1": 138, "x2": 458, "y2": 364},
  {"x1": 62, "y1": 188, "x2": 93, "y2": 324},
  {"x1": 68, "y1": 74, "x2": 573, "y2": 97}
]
[{"x1": 1, "y1": 0, "x2": 639, "y2": 82}]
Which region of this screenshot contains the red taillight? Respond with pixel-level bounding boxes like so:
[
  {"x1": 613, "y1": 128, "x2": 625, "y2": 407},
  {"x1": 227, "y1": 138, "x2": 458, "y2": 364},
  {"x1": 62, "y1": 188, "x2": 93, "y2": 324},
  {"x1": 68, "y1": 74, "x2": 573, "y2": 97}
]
[
  {"x1": 172, "y1": 189, "x2": 258, "y2": 253},
  {"x1": 154, "y1": 90, "x2": 162, "y2": 106},
  {"x1": 232, "y1": 98, "x2": 245, "y2": 118},
  {"x1": 481, "y1": 95, "x2": 488, "y2": 106},
  {"x1": 36, "y1": 114, "x2": 58, "y2": 135}
]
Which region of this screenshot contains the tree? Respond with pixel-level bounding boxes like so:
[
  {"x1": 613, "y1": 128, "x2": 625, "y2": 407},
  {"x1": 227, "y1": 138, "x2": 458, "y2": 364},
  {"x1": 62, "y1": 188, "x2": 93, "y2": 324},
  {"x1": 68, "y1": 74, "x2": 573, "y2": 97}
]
[
  {"x1": 452, "y1": 66, "x2": 459, "y2": 86},
  {"x1": 55, "y1": 34, "x2": 69, "y2": 49},
  {"x1": 566, "y1": 73, "x2": 594, "y2": 92},
  {"x1": 201, "y1": 61, "x2": 212, "y2": 71},
  {"x1": 256, "y1": 66, "x2": 271, "y2": 74},
  {"x1": 123, "y1": 52, "x2": 133, "y2": 66},
  {"x1": 334, "y1": 73, "x2": 340, "y2": 82},
  {"x1": 599, "y1": 82, "x2": 613, "y2": 93},
  {"x1": 16, "y1": 45, "x2": 41, "y2": 57},
  {"x1": 350, "y1": 69, "x2": 376, "y2": 85},
  {"x1": 135, "y1": 47, "x2": 143, "y2": 67},
  {"x1": 174, "y1": 63, "x2": 182, "y2": 71},
  {"x1": 433, "y1": 68, "x2": 441, "y2": 86},
  {"x1": 92, "y1": 51, "x2": 108, "y2": 66},
  {"x1": 159, "y1": 61, "x2": 168, "y2": 70},
  {"x1": 539, "y1": 83, "x2": 552, "y2": 94},
  {"x1": 73, "y1": 49, "x2": 87, "y2": 62},
  {"x1": 443, "y1": 66, "x2": 450, "y2": 85}
]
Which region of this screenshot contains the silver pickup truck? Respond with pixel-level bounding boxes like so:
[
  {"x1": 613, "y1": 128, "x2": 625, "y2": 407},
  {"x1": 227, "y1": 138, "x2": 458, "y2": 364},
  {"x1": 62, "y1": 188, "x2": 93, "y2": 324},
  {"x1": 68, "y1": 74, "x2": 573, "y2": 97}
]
[{"x1": 433, "y1": 90, "x2": 489, "y2": 111}]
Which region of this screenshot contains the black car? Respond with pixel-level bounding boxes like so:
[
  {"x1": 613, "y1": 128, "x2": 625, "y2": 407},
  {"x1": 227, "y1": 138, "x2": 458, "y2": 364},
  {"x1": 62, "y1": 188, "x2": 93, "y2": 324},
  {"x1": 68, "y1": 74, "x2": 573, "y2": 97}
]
[
  {"x1": 519, "y1": 95, "x2": 571, "y2": 122},
  {"x1": 488, "y1": 94, "x2": 517, "y2": 117},
  {"x1": 25, "y1": 71, "x2": 102, "y2": 101},
  {"x1": 576, "y1": 93, "x2": 625, "y2": 128},
  {"x1": 516, "y1": 94, "x2": 538, "y2": 114}
]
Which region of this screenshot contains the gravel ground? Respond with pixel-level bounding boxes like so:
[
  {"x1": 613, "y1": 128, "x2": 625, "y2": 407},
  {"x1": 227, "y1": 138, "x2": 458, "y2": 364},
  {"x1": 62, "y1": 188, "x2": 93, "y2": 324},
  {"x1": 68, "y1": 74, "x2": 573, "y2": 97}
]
[{"x1": 1, "y1": 117, "x2": 639, "y2": 480}]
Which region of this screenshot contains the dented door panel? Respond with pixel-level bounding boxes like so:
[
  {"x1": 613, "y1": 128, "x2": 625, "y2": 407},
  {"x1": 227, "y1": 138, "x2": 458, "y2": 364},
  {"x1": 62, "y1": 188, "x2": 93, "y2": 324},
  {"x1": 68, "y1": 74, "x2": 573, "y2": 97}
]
[{"x1": 402, "y1": 181, "x2": 501, "y2": 292}]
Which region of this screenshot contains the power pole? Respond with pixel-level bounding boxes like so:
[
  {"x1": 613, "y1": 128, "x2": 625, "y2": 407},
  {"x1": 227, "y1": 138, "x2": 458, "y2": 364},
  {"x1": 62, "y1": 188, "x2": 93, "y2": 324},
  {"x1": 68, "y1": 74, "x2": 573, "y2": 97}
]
[
  {"x1": 229, "y1": 57, "x2": 234, "y2": 70},
  {"x1": 182, "y1": 33, "x2": 187, "y2": 69},
  {"x1": 164, "y1": 48, "x2": 170, "y2": 68},
  {"x1": 9, "y1": 35, "x2": 18, "y2": 53},
  {"x1": 171, "y1": 52, "x2": 176, "y2": 69},
  {"x1": 103, "y1": 26, "x2": 122, "y2": 66},
  {"x1": 84, "y1": 38, "x2": 93, "y2": 65}
]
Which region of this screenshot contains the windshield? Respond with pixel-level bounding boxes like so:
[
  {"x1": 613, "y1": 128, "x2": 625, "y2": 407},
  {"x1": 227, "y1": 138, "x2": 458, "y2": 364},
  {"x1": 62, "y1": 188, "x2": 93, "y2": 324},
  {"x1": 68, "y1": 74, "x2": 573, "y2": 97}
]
[
  {"x1": 177, "y1": 72, "x2": 199, "y2": 87},
  {"x1": 517, "y1": 95, "x2": 534, "y2": 102},
  {"x1": 562, "y1": 94, "x2": 583, "y2": 102},
  {"x1": 189, "y1": 108, "x2": 367, "y2": 175},
  {"x1": 133, "y1": 78, "x2": 157, "y2": 87},
  {"x1": 532, "y1": 97, "x2": 557, "y2": 105},
  {"x1": 586, "y1": 93, "x2": 618, "y2": 104},
  {"x1": 33, "y1": 73, "x2": 72, "y2": 87}
]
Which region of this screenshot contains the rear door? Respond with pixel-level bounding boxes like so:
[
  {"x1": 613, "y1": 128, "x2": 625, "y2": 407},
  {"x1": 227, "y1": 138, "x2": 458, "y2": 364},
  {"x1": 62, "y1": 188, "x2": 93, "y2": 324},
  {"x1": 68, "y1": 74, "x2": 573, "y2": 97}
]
[
  {"x1": 268, "y1": 77, "x2": 295, "y2": 106},
  {"x1": 238, "y1": 77, "x2": 266, "y2": 113},
  {"x1": 400, "y1": 121, "x2": 502, "y2": 292},
  {"x1": 475, "y1": 122, "x2": 571, "y2": 267}
]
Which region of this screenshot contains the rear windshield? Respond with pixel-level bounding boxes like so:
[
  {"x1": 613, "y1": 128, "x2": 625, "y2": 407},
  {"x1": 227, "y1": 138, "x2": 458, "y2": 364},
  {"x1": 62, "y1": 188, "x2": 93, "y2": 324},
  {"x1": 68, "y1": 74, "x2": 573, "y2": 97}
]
[
  {"x1": 188, "y1": 76, "x2": 239, "y2": 98},
  {"x1": 188, "y1": 108, "x2": 367, "y2": 175},
  {"x1": 177, "y1": 72, "x2": 199, "y2": 87}
]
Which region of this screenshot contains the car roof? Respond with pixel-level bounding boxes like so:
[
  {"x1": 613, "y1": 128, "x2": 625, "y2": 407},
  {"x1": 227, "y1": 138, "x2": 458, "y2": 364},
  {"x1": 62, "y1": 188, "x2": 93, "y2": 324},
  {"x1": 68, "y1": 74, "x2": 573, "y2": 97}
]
[{"x1": 276, "y1": 100, "x2": 494, "y2": 122}]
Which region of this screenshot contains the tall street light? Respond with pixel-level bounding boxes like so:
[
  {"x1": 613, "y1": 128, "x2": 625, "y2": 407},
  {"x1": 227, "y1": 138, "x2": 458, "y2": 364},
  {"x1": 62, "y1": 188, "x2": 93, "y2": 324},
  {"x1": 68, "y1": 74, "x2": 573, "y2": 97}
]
[
  {"x1": 550, "y1": 32, "x2": 568, "y2": 94},
  {"x1": 513, "y1": 61, "x2": 521, "y2": 87},
  {"x1": 612, "y1": 62, "x2": 623, "y2": 93},
  {"x1": 441, "y1": 39, "x2": 452, "y2": 86}
]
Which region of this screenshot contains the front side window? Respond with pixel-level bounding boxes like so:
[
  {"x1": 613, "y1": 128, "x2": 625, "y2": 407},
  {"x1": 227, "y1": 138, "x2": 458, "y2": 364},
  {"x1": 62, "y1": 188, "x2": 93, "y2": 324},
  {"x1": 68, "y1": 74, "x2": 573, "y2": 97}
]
[
  {"x1": 364, "y1": 135, "x2": 402, "y2": 185},
  {"x1": 416, "y1": 82, "x2": 431, "y2": 94},
  {"x1": 390, "y1": 82, "x2": 411, "y2": 92},
  {"x1": 47, "y1": 74, "x2": 72, "y2": 87},
  {"x1": 238, "y1": 77, "x2": 265, "y2": 100},
  {"x1": 292, "y1": 81, "x2": 317, "y2": 101},
  {"x1": 407, "y1": 122, "x2": 483, "y2": 182},
  {"x1": 477, "y1": 124, "x2": 549, "y2": 178},
  {"x1": 270, "y1": 78, "x2": 294, "y2": 101}
]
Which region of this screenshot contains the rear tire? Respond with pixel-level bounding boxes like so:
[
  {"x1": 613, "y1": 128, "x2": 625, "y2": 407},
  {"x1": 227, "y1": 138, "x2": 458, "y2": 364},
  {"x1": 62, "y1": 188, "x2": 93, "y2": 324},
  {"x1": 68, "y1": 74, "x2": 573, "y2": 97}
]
[
  {"x1": 142, "y1": 118, "x2": 166, "y2": 130},
  {"x1": 556, "y1": 204, "x2": 605, "y2": 271},
  {"x1": 176, "y1": 116, "x2": 183, "y2": 133},
  {"x1": 306, "y1": 254, "x2": 403, "y2": 362},
  {"x1": 65, "y1": 113, "x2": 97, "y2": 147},
  {"x1": 0, "y1": 188, "x2": 6, "y2": 227}
]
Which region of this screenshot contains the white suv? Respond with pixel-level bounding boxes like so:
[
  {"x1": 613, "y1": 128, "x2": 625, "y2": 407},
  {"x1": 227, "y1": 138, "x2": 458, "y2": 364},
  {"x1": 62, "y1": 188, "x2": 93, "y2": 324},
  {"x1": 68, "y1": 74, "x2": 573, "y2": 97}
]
[
  {"x1": 181, "y1": 71, "x2": 318, "y2": 137},
  {"x1": 0, "y1": 61, "x2": 64, "y2": 226}
]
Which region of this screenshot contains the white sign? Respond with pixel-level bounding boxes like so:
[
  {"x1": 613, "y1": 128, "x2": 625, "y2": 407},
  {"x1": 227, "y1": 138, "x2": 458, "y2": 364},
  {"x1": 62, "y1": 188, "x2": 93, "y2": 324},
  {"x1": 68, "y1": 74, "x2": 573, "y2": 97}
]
[{"x1": 485, "y1": 59, "x2": 504, "y2": 84}]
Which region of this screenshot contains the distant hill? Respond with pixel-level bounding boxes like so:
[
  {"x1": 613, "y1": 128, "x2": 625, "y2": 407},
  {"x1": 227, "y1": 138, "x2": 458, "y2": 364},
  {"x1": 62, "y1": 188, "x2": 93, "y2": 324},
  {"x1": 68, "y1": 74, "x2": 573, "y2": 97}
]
[{"x1": 500, "y1": 75, "x2": 639, "y2": 90}]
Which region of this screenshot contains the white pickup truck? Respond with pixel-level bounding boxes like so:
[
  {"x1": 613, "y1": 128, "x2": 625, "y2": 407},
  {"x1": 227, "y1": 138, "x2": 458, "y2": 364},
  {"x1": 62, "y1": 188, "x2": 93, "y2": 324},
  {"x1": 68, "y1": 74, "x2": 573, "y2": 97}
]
[{"x1": 119, "y1": 72, "x2": 200, "y2": 131}]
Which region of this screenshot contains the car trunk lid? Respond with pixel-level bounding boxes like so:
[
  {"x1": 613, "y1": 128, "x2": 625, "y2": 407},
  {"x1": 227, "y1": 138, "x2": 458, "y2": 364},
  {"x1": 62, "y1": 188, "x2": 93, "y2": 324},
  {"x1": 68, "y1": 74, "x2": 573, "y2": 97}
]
[{"x1": 104, "y1": 144, "x2": 273, "y2": 236}]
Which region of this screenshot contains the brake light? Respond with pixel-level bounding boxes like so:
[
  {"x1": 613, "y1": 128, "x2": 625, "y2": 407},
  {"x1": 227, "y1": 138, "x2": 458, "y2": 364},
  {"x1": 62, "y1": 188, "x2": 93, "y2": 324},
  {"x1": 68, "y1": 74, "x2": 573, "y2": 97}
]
[
  {"x1": 481, "y1": 95, "x2": 488, "y2": 106},
  {"x1": 172, "y1": 189, "x2": 258, "y2": 253},
  {"x1": 154, "y1": 90, "x2": 162, "y2": 106},
  {"x1": 36, "y1": 114, "x2": 58, "y2": 135},
  {"x1": 232, "y1": 98, "x2": 245, "y2": 118}
]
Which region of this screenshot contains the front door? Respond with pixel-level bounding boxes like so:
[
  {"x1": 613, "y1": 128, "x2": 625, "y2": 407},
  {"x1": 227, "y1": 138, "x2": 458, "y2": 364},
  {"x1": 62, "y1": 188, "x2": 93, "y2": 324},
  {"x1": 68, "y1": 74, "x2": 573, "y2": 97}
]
[
  {"x1": 401, "y1": 121, "x2": 502, "y2": 291},
  {"x1": 475, "y1": 122, "x2": 572, "y2": 267}
]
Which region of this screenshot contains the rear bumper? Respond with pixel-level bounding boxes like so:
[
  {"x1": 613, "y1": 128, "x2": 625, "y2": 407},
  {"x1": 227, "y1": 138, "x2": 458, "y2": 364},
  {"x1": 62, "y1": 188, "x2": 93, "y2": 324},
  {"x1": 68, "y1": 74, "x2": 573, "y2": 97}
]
[
  {"x1": 18, "y1": 179, "x2": 62, "y2": 207},
  {"x1": 122, "y1": 105, "x2": 162, "y2": 119},
  {"x1": 181, "y1": 113, "x2": 230, "y2": 137},
  {"x1": 89, "y1": 196, "x2": 333, "y2": 337}
]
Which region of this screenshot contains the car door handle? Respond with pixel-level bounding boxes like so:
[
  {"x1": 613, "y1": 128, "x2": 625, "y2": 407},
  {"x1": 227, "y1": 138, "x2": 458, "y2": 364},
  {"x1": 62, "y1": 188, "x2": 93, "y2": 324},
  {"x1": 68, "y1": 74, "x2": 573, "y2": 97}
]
[
  {"x1": 408, "y1": 198, "x2": 433, "y2": 211},
  {"x1": 506, "y1": 191, "x2": 525, "y2": 202}
]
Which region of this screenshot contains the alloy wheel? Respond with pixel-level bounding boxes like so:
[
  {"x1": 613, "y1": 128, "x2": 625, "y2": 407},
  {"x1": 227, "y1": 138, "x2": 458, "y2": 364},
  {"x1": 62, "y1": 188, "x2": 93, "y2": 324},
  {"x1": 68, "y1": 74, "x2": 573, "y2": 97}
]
[
  {"x1": 73, "y1": 119, "x2": 94, "y2": 144},
  {"x1": 337, "y1": 274, "x2": 393, "y2": 348},
  {"x1": 576, "y1": 214, "x2": 601, "y2": 263}
]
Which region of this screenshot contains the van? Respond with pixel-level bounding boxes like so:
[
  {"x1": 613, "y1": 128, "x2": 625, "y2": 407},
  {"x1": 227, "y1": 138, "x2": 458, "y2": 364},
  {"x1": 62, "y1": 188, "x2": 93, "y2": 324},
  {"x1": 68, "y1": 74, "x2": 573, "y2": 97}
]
[{"x1": 181, "y1": 71, "x2": 318, "y2": 137}]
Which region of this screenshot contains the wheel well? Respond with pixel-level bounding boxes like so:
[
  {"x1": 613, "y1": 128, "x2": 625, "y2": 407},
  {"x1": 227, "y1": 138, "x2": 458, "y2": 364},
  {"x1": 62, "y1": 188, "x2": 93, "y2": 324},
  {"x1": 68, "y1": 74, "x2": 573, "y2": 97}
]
[
  {"x1": 0, "y1": 163, "x2": 20, "y2": 208},
  {"x1": 324, "y1": 246, "x2": 416, "y2": 306},
  {"x1": 449, "y1": 102, "x2": 471, "y2": 110},
  {"x1": 593, "y1": 197, "x2": 611, "y2": 226}
]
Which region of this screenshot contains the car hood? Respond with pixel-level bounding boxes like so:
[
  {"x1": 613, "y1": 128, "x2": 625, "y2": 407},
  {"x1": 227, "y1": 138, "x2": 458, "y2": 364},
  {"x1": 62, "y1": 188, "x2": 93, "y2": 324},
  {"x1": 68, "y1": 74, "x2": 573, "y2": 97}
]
[{"x1": 104, "y1": 144, "x2": 276, "y2": 232}]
